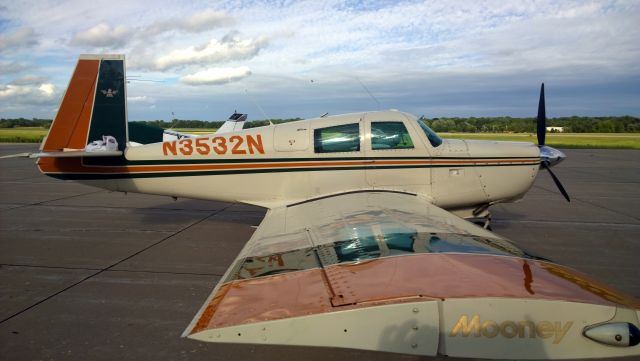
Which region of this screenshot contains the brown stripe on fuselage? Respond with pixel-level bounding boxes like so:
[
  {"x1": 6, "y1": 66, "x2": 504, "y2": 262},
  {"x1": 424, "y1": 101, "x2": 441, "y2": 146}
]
[
  {"x1": 38, "y1": 157, "x2": 539, "y2": 175},
  {"x1": 190, "y1": 253, "x2": 640, "y2": 333},
  {"x1": 43, "y1": 59, "x2": 99, "y2": 151}
]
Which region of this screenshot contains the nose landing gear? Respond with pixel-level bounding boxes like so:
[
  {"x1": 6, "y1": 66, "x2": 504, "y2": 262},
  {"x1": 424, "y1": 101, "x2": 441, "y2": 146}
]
[{"x1": 471, "y1": 205, "x2": 492, "y2": 231}]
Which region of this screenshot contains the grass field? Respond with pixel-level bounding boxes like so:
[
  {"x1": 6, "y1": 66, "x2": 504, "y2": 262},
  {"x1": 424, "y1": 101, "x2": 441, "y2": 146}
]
[
  {"x1": 0, "y1": 127, "x2": 219, "y2": 143},
  {"x1": 0, "y1": 127, "x2": 48, "y2": 143},
  {"x1": 1, "y1": 127, "x2": 639, "y2": 149}
]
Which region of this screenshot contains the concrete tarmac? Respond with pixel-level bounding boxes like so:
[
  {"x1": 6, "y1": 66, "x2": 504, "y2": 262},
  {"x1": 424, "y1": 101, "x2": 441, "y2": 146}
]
[{"x1": 1, "y1": 143, "x2": 638, "y2": 361}]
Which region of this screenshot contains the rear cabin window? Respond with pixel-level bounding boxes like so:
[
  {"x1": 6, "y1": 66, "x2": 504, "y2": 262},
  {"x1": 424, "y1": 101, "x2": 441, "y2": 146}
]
[
  {"x1": 371, "y1": 121, "x2": 414, "y2": 150},
  {"x1": 314, "y1": 123, "x2": 360, "y2": 153}
]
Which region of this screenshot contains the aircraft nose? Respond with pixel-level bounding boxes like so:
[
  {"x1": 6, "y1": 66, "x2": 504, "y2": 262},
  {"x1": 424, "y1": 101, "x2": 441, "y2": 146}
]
[{"x1": 539, "y1": 145, "x2": 566, "y2": 167}]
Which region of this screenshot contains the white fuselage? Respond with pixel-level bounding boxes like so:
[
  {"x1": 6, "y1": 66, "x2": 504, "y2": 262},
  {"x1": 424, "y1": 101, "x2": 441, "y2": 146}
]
[{"x1": 85, "y1": 111, "x2": 540, "y2": 214}]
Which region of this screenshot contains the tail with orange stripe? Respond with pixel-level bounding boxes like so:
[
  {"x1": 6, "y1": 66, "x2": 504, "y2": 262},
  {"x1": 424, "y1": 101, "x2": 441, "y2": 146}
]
[{"x1": 40, "y1": 54, "x2": 128, "y2": 154}]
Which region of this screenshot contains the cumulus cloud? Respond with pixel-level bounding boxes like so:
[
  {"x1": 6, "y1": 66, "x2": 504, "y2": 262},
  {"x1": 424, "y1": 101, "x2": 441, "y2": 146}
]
[
  {"x1": 0, "y1": 82, "x2": 57, "y2": 104},
  {"x1": 10, "y1": 75, "x2": 49, "y2": 86},
  {"x1": 68, "y1": 9, "x2": 233, "y2": 50},
  {"x1": 38, "y1": 83, "x2": 55, "y2": 96},
  {"x1": 154, "y1": 34, "x2": 267, "y2": 70},
  {"x1": 181, "y1": 66, "x2": 251, "y2": 85},
  {"x1": 0, "y1": 27, "x2": 38, "y2": 53},
  {"x1": 0, "y1": 60, "x2": 30, "y2": 74},
  {"x1": 128, "y1": 95, "x2": 155, "y2": 104},
  {"x1": 144, "y1": 9, "x2": 234, "y2": 36},
  {"x1": 4, "y1": 1, "x2": 640, "y2": 118},
  {"x1": 71, "y1": 23, "x2": 131, "y2": 48}
]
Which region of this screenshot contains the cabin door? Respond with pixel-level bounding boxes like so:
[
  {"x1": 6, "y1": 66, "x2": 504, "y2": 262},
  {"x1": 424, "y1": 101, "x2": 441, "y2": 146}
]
[{"x1": 363, "y1": 112, "x2": 431, "y2": 195}]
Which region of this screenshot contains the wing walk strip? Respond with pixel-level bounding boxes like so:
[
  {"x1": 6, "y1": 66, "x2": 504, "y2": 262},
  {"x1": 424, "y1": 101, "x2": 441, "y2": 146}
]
[{"x1": 39, "y1": 157, "x2": 540, "y2": 179}]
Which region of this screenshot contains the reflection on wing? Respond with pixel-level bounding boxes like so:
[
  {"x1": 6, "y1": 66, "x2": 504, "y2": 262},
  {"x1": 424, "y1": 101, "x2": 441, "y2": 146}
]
[
  {"x1": 183, "y1": 191, "x2": 640, "y2": 358},
  {"x1": 226, "y1": 231, "x2": 539, "y2": 283}
]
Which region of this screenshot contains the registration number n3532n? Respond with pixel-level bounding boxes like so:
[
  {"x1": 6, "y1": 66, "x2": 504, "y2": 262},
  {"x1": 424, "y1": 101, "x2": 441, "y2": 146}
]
[{"x1": 162, "y1": 135, "x2": 265, "y2": 156}]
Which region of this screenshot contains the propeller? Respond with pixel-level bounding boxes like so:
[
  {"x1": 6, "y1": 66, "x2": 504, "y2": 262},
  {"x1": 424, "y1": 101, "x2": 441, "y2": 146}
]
[
  {"x1": 536, "y1": 83, "x2": 570, "y2": 202},
  {"x1": 541, "y1": 162, "x2": 571, "y2": 202},
  {"x1": 537, "y1": 83, "x2": 546, "y2": 146}
]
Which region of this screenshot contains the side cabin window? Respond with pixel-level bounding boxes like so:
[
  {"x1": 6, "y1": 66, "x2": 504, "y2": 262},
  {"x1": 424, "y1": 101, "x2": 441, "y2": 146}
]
[
  {"x1": 314, "y1": 123, "x2": 360, "y2": 153},
  {"x1": 371, "y1": 121, "x2": 414, "y2": 150}
]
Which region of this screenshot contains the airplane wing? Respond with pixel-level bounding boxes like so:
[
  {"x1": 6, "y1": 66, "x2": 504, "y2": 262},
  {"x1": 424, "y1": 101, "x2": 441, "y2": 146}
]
[{"x1": 183, "y1": 191, "x2": 640, "y2": 359}]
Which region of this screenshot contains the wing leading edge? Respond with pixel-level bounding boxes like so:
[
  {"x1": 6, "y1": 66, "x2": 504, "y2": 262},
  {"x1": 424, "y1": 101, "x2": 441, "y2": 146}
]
[{"x1": 184, "y1": 191, "x2": 640, "y2": 359}]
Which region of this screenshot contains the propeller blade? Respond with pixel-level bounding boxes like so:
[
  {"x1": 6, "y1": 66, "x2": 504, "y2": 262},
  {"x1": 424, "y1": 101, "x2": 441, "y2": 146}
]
[
  {"x1": 537, "y1": 83, "x2": 546, "y2": 146},
  {"x1": 542, "y1": 162, "x2": 570, "y2": 202}
]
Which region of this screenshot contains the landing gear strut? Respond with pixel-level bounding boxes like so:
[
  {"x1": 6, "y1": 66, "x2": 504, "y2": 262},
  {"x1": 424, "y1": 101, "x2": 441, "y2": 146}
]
[
  {"x1": 471, "y1": 204, "x2": 492, "y2": 231},
  {"x1": 471, "y1": 213, "x2": 492, "y2": 231}
]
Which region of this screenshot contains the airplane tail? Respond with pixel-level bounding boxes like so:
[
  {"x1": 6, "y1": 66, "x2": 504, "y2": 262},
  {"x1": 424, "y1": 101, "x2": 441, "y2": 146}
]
[
  {"x1": 41, "y1": 54, "x2": 128, "y2": 153},
  {"x1": 215, "y1": 112, "x2": 247, "y2": 134}
]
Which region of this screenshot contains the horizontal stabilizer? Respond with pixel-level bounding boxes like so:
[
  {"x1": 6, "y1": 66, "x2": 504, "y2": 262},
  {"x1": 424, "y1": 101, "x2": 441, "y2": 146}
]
[{"x1": 0, "y1": 152, "x2": 32, "y2": 159}]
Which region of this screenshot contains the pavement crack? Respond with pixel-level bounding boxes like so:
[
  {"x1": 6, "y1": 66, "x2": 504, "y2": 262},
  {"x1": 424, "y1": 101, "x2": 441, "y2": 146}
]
[
  {"x1": 534, "y1": 184, "x2": 640, "y2": 222},
  {"x1": 0, "y1": 204, "x2": 232, "y2": 326},
  {"x1": 573, "y1": 198, "x2": 640, "y2": 222},
  {"x1": 106, "y1": 269, "x2": 223, "y2": 277},
  {"x1": 0, "y1": 189, "x2": 105, "y2": 213},
  {"x1": 0, "y1": 269, "x2": 103, "y2": 325},
  {"x1": 0, "y1": 263, "x2": 102, "y2": 271},
  {"x1": 0, "y1": 263, "x2": 223, "y2": 277},
  {"x1": 102, "y1": 204, "x2": 233, "y2": 272}
]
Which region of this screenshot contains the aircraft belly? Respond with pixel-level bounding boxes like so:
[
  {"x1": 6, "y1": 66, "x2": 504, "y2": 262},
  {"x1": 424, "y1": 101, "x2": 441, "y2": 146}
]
[{"x1": 114, "y1": 171, "x2": 315, "y2": 206}]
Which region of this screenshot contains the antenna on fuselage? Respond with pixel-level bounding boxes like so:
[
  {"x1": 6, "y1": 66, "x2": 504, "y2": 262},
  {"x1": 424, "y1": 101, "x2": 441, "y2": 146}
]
[
  {"x1": 355, "y1": 77, "x2": 381, "y2": 110},
  {"x1": 168, "y1": 111, "x2": 178, "y2": 130},
  {"x1": 244, "y1": 89, "x2": 273, "y2": 126}
]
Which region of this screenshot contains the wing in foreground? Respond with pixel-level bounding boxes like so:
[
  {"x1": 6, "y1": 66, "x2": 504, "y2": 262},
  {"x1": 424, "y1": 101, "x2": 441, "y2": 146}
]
[{"x1": 183, "y1": 191, "x2": 640, "y2": 359}]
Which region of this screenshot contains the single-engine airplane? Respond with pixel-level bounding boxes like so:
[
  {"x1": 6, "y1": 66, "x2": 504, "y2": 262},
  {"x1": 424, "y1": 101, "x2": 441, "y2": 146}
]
[{"x1": 33, "y1": 54, "x2": 639, "y2": 359}]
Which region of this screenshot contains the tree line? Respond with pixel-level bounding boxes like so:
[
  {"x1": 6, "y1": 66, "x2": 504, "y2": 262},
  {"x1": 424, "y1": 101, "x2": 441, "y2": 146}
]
[
  {"x1": 0, "y1": 118, "x2": 302, "y2": 130},
  {"x1": 136, "y1": 118, "x2": 302, "y2": 129},
  {"x1": 2, "y1": 116, "x2": 639, "y2": 133},
  {"x1": 0, "y1": 118, "x2": 54, "y2": 129},
  {"x1": 420, "y1": 116, "x2": 640, "y2": 133}
]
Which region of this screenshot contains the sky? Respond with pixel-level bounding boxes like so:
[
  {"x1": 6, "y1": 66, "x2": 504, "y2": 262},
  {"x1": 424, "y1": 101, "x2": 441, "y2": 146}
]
[{"x1": 1, "y1": 0, "x2": 639, "y2": 121}]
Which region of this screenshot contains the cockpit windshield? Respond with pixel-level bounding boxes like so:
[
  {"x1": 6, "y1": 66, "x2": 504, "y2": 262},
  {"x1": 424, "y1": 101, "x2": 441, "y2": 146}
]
[{"x1": 417, "y1": 118, "x2": 443, "y2": 147}]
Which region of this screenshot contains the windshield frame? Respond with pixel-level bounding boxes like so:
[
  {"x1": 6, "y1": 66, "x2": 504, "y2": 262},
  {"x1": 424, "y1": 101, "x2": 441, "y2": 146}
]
[{"x1": 416, "y1": 118, "x2": 443, "y2": 147}]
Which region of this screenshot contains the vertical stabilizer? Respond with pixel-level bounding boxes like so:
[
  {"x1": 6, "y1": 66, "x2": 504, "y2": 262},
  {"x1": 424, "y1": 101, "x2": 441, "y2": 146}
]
[
  {"x1": 42, "y1": 54, "x2": 127, "y2": 152},
  {"x1": 215, "y1": 112, "x2": 247, "y2": 134}
]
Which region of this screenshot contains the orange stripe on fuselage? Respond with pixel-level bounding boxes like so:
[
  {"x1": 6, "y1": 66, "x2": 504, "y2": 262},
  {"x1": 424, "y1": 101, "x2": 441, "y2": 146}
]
[
  {"x1": 38, "y1": 158, "x2": 539, "y2": 175},
  {"x1": 43, "y1": 59, "x2": 99, "y2": 151}
]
